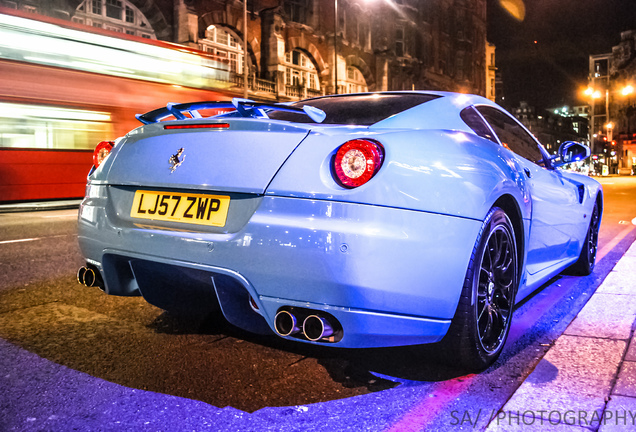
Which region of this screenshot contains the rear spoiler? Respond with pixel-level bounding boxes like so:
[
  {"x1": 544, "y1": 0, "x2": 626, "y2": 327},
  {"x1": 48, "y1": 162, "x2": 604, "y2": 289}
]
[{"x1": 136, "y1": 98, "x2": 326, "y2": 125}]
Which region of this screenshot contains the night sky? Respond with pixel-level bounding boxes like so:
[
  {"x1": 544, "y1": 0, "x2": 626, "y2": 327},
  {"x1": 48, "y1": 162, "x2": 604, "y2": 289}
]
[{"x1": 487, "y1": 0, "x2": 636, "y2": 112}]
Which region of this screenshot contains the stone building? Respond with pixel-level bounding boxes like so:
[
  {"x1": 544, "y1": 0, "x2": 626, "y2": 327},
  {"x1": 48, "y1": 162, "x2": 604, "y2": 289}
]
[
  {"x1": 1, "y1": 0, "x2": 489, "y2": 102},
  {"x1": 587, "y1": 30, "x2": 636, "y2": 173}
]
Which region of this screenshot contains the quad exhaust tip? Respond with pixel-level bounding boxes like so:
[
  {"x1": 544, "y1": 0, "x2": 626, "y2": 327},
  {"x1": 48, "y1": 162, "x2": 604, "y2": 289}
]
[
  {"x1": 274, "y1": 308, "x2": 341, "y2": 342},
  {"x1": 303, "y1": 315, "x2": 334, "y2": 341},
  {"x1": 77, "y1": 265, "x2": 104, "y2": 291},
  {"x1": 274, "y1": 310, "x2": 301, "y2": 336}
]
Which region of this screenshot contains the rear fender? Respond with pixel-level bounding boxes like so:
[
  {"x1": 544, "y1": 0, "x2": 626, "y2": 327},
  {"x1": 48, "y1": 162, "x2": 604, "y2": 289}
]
[{"x1": 267, "y1": 128, "x2": 531, "y2": 222}]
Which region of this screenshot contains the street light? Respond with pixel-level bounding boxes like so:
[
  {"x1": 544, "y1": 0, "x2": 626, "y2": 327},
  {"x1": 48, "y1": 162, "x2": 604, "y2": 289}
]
[
  {"x1": 334, "y1": 0, "x2": 338, "y2": 94},
  {"x1": 584, "y1": 84, "x2": 635, "y2": 172},
  {"x1": 243, "y1": 0, "x2": 248, "y2": 98},
  {"x1": 606, "y1": 121, "x2": 614, "y2": 142}
]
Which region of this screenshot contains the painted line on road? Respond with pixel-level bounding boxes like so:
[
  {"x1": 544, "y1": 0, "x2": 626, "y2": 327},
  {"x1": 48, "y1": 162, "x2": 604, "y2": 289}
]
[
  {"x1": 0, "y1": 238, "x2": 39, "y2": 245},
  {"x1": 597, "y1": 225, "x2": 635, "y2": 262},
  {"x1": 0, "y1": 234, "x2": 71, "y2": 245}
]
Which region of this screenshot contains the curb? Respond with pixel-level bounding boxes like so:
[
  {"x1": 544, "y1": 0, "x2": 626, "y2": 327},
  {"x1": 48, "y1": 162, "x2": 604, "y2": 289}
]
[
  {"x1": 486, "y1": 239, "x2": 636, "y2": 431},
  {"x1": 0, "y1": 200, "x2": 82, "y2": 214}
]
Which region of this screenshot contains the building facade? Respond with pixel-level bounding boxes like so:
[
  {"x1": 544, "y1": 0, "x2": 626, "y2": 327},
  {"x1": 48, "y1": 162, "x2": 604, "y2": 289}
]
[
  {"x1": 2, "y1": 0, "x2": 489, "y2": 101},
  {"x1": 512, "y1": 101, "x2": 587, "y2": 158},
  {"x1": 586, "y1": 31, "x2": 636, "y2": 174}
]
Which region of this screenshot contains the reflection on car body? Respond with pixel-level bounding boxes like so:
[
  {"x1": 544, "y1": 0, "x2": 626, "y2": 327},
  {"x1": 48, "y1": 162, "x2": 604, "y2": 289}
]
[{"x1": 77, "y1": 92, "x2": 602, "y2": 370}]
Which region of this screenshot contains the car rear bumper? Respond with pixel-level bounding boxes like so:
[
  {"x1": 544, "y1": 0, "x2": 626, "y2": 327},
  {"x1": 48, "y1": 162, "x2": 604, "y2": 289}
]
[{"x1": 78, "y1": 192, "x2": 482, "y2": 348}]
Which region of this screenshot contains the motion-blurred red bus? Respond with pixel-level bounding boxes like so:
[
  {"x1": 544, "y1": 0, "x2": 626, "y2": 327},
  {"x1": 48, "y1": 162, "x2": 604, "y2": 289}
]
[{"x1": 0, "y1": 7, "x2": 231, "y2": 203}]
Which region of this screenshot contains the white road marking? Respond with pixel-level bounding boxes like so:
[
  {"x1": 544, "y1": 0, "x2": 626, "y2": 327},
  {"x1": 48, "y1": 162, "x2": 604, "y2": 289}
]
[
  {"x1": 0, "y1": 238, "x2": 38, "y2": 245},
  {"x1": 0, "y1": 234, "x2": 71, "y2": 245}
]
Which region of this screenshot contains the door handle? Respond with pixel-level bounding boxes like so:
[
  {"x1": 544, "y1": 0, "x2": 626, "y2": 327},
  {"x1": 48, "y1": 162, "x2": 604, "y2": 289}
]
[{"x1": 524, "y1": 168, "x2": 532, "y2": 178}]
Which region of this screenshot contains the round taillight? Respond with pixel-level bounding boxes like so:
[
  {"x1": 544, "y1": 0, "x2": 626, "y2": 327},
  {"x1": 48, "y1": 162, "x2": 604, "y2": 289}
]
[
  {"x1": 93, "y1": 141, "x2": 114, "y2": 168},
  {"x1": 333, "y1": 139, "x2": 384, "y2": 188}
]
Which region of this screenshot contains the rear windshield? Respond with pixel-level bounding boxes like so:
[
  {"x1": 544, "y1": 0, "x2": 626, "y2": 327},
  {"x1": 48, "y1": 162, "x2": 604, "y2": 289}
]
[{"x1": 267, "y1": 93, "x2": 440, "y2": 125}]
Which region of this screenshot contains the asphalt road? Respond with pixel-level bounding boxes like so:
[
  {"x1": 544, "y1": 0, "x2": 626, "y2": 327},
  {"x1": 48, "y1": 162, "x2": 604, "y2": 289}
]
[{"x1": 0, "y1": 176, "x2": 635, "y2": 431}]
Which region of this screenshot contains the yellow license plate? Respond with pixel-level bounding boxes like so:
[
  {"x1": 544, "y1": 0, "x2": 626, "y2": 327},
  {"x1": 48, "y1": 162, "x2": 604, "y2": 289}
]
[{"x1": 130, "y1": 190, "x2": 230, "y2": 227}]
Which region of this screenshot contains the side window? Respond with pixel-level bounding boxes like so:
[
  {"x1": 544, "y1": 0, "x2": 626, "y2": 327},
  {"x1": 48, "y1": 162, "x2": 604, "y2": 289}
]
[
  {"x1": 460, "y1": 106, "x2": 497, "y2": 143},
  {"x1": 477, "y1": 106, "x2": 545, "y2": 166}
]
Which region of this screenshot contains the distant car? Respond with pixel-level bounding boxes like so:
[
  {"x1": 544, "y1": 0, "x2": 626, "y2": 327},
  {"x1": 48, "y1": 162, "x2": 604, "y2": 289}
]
[{"x1": 77, "y1": 92, "x2": 602, "y2": 370}]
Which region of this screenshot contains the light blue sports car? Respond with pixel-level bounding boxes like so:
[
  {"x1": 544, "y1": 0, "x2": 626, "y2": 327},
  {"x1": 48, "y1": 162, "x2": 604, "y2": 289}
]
[{"x1": 77, "y1": 92, "x2": 602, "y2": 370}]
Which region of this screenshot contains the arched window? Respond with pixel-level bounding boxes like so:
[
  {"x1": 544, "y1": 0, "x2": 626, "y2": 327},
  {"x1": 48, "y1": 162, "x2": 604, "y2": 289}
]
[
  {"x1": 285, "y1": 49, "x2": 320, "y2": 92},
  {"x1": 73, "y1": 0, "x2": 156, "y2": 39},
  {"x1": 343, "y1": 66, "x2": 368, "y2": 94},
  {"x1": 200, "y1": 25, "x2": 245, "y2": 75}
]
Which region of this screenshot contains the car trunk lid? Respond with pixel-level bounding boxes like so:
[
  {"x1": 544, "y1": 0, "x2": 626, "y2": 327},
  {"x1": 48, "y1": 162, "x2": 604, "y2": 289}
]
[{"x1": 104, "y1": 119, "x2": 311, "y2": 194}]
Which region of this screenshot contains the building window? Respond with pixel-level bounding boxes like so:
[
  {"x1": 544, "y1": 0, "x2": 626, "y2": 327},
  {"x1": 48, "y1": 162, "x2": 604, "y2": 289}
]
[
  {"x1": 105, "y1": 0, "x2": 122, "y2": 20},
  {"x1": 201, "y1": 25, "x2": 245, "y2": 74},
  {"x1": 395, "y1": 25, "x2": 404, "y2": 57},
  {"x1": 91, "y1": 0, "x2": 101, "y2": 14},
  {"x1": 75, "y1": 0, "x2": 155, "y2": 38},
  {"x1": 285, "y1": 49, "x2": 320, "y2": 91},
  {"x1": 125, "y1": 6, "x2": 134, "y2": 23},
  {"x1": 359, "y1": 20, "x2": 370, "y2": 50},
  {"x1": 344, "y1": 66, "x2": 368, "y2": 94},
  {"x1": 285, "y1": 0, "x2": 311, "y2": 24}
]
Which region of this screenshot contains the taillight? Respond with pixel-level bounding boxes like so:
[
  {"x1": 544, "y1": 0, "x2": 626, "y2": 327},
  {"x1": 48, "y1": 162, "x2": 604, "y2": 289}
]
[
  {"x1": 164, "y1": 123, "x2": 230, "y2": 130},
  {"x1": 93, "y1": 141, "x2": 114, "y2": 168},
  {"x1": 333, "y1": 139, "x2": 384, "y2": 188}
]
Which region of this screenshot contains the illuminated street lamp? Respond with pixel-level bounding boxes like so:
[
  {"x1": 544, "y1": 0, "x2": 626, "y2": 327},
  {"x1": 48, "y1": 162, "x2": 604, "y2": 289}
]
[
  {"x1": 584, "y1": 84, "x2": 635, "y2": 172},
  {"x1": 606, "y1": 121, "x2": 614, "y2": 142}
]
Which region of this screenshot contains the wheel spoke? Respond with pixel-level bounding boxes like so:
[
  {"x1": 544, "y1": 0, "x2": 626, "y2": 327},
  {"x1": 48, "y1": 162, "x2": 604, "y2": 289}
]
[
  {"x1": 482, "y1": 308, "x2": 494, "y2": 341},
  {"x1": 475, "y1": 222, "x2": 517, "y2": 355}
]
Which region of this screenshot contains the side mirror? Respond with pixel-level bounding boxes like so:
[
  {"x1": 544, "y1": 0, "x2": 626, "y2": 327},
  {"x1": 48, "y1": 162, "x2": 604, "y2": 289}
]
[{"x1": 551, "y1": 141, "x2": 590, "y2": 168}]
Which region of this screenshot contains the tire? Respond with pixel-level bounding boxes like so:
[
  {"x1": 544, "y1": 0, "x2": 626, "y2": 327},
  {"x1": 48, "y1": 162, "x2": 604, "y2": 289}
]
[
  {"x1": 439, "y1": 207, "x2": 519, "y2": 371},
  {"x1": 567, "y1": 200, "x2": 600, "y2": 276}
]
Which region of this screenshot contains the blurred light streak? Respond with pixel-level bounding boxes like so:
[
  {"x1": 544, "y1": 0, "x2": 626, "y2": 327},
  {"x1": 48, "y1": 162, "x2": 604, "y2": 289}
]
[
  {"x1": 386, "y1": 375, "x2": 476, "y2": 431},
  {"x1": 0, "y1": 12, "x2": 228, "y2": 89}
]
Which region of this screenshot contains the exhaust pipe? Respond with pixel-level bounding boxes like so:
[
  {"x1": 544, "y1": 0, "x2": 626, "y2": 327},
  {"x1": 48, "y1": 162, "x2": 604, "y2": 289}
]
[
  {"x1": 274, "y1": 310, "x2": 301, "y2": 336},
  {"x1": 303, "y1": 315, "x2": 334, "y2": 341},
  {"x1": 76, "y1": 265, "x2": 104, "y2": 291}
]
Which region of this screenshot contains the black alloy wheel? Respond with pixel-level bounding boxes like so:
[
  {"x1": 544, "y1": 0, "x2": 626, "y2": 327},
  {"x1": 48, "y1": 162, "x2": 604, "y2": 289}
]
[
  {"x1": 438, "y1": 206, "x2": 518, "y2": 371},
  {"x1": 567, "y1": 200, "x2": 600, "y2": 276},
  {"x1": 476, "y1": 221, "x2": 516, "y2": 355}
]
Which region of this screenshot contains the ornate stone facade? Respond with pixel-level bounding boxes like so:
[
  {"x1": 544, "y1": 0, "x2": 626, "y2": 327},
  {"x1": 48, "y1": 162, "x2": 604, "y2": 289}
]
[{"x1": 3, "y1": 0, "x2": 488, "y2": 101}]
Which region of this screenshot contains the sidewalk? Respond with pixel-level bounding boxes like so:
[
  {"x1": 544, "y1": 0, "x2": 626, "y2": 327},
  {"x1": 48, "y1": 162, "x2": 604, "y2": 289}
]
[
  {"x1": 487, "y1": 240, "x2": 636, "y2": 431},
  {"x1": 0, "y1": 199, "x2": 81, "y2": 214}
]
